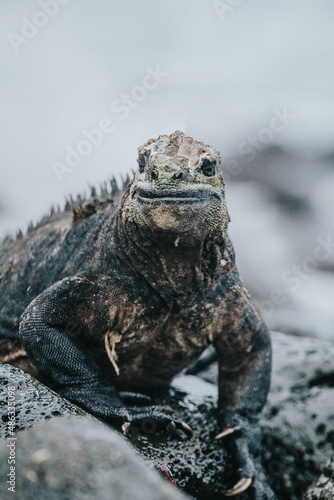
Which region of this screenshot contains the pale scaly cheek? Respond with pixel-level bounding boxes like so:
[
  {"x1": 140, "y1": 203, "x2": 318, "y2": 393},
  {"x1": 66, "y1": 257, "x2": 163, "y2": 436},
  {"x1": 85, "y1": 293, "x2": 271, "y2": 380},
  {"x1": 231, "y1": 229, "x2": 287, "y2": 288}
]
[{"x1": 149, "y1": 209, "x2": 181, "y2": 231}]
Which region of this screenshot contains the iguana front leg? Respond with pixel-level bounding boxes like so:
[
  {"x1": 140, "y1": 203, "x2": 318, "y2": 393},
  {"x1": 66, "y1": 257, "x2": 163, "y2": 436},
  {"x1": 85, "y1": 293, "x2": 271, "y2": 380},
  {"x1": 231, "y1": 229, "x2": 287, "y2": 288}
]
[
  {"x1": 214, "y1": 287, "x2": 276, "y2": 499},
  {"x1": 19, "y1": 275, "x2": 191, "y2": 436}
]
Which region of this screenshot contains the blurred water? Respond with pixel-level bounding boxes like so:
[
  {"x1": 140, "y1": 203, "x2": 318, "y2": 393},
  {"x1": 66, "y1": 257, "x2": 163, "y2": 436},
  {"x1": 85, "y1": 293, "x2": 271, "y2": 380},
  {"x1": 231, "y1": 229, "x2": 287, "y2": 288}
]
[
  {"x1": 0, "y1": 0, "x2": 333, "y2": 339},
  {"x1": 1, "y1": 0, "x2": 334, "y2": 236}
]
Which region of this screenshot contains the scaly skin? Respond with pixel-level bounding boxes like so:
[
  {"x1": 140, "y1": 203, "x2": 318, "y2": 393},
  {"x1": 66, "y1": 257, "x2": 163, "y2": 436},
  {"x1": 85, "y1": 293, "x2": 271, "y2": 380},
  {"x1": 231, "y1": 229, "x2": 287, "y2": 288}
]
[{"x1": 0, "y1": 131, "x2": 276, "y2": 499}]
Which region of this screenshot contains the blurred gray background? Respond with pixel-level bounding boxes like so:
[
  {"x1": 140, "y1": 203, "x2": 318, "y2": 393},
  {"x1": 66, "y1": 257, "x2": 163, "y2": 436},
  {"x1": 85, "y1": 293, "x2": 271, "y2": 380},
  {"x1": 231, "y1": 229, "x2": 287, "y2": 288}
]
[{"x1": 1, "y1": 0, "x2": 333, "y2": 341}]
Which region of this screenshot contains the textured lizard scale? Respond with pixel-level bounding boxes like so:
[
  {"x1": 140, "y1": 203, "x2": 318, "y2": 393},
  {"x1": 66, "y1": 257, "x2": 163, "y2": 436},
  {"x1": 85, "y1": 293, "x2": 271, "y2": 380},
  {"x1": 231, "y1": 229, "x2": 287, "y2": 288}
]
[{"x1": 0, "y1": 131, "x2": 276, "y2": 499}]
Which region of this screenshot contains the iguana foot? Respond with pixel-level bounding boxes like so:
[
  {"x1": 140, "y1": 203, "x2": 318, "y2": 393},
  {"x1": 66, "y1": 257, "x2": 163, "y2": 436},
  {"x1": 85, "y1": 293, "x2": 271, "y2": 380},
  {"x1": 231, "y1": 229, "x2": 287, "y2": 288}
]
[
  {"x1": 222, "y1": 472, "x2": 276, "y2": 500},
  {"x1": 59, "y1": 384, "x2": 193, "y2": 438},
  {"x1": 221, "y1": 463, "x2": 275, "y2": 499},
  {"x1": 215, "y1": 427, "x2": 254, "y2": 497},
  {"x1": 216, "y1": 422, "x2": 277, "y2": 500},
  {"x1": 121, "y1": 406, "x2": 193, "y2": 438}
]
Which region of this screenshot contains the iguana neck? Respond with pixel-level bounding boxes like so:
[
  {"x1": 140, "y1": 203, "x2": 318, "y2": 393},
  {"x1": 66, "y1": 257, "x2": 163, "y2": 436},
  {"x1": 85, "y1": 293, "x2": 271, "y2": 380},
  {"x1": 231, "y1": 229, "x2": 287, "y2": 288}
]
[{"x1": 114, "y1": 212, "x2": 221, "y2": 305}]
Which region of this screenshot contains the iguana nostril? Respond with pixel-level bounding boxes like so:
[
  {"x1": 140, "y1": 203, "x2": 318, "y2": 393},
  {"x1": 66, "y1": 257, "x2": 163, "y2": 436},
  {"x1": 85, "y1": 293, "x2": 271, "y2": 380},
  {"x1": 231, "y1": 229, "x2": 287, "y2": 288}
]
[
  {"x1": 151, "y1": 170, "x2": 158, "y2": 180},
  {"x1": 173, "y1": 171, "x2": 185, "y2": 181}
]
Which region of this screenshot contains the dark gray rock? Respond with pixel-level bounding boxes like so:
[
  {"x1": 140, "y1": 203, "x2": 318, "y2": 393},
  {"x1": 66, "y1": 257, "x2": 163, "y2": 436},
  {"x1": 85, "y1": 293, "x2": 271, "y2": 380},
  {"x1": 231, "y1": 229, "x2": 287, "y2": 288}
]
[
  {"x1": 0, "y1": 363, "x2": 87, "y2": 437},
  {"x1": 263, "y1": 332, "x2": 334, "y2": 499},
  {"x1": 196, "y1": 332, "x2": 334, "y2": 500},
  {"x1": 0, "y1": 416, "x2": 189, "y2": 500},
  {"x1": 129, "y1": 375, "x2": 226, "y2": 500},
  {"x1": 303, "y1": 457, "x2": 334, "y2": 499},
  {"x1": 1, "y1": 331, "x2": 333, "y2": 499},
  {"x1": 0, "y1": 362, "x2": 225, "y2": 500}
]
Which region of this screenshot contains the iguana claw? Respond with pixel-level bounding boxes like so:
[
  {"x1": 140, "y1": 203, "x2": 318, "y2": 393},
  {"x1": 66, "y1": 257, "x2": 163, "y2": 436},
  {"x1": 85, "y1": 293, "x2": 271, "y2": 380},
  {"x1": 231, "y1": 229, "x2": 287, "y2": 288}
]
[
  {"x1": 222, "y1": 477, "x2": 253, "y2": 496},
  {"x1": 214, "y1": 426, "x2": 241, "y2": 440},
  {"x1": 167, "y1": 420, "x2": 177, "y2": 436},
  {"x1": 122, "y1": 421, "x2": 131, "y2": 435},
  {"x1": 180, "y1": 421, "x2": 193, "y2": 438},
  {"x1": 155, "y1": 464, "x2": 176, "y2": 487}
]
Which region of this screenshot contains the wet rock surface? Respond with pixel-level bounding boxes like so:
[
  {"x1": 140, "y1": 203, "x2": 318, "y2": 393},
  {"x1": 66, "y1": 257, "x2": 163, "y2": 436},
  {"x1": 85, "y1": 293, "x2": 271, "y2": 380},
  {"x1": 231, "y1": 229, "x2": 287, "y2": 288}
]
[
  {"x1": 127, "y1": 375, "x2": 228, "y2": 500},
  {"x1": 195, "y1": 332, "x2": 334, "y2": 500},
  {"x1": 303, "y1": 457, "x2": 334, "y2": 500},
  {"x1": 0, "y1": 416, "x2": 189, "y2": 500},
  {"x1": 0, "y1": 363, "x2": 225, "y2": 500},
  {"x1": 0, "y1": 363, "x2": 86, "y2": 437},
  {"x1": 1, "y1": 330, "x2": 334, "y2": 500},
  {"x1": 262, "y1": 333, "x2": 334, "y2": 500}
]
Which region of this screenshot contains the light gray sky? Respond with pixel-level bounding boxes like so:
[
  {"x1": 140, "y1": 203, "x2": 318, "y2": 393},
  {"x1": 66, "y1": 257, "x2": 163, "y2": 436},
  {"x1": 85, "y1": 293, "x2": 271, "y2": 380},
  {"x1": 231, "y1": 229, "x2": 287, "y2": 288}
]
[{"x1": 1, "y1": 0, "x2": 334, "y2": 237}]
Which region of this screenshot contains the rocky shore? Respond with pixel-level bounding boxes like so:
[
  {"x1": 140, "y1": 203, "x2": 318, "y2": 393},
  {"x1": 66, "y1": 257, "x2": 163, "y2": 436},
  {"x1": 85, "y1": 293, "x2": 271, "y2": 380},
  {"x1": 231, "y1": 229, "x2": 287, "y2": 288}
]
[{"x1": 1, "y1": 331, "x2": 333, "y2": 499}]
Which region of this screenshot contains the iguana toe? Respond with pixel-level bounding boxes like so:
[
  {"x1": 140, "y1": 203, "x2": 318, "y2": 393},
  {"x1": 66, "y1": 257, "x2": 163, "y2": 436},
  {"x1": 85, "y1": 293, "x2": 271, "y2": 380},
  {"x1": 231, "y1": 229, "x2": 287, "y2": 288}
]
[
  {"x1": 118, "y1": 391, "x2": 152, "y2": 406},
  {"x1": 222, "y1": 477, "x2": 253, "y2": 496},
  {"x1": 122, "y1": 410, "x2": 193, "y2": 438},
  {"x1": 214, "y1": 426, "x2": 242, "y2": 440},
  {"x1": 180, "y1": 421, "x2": 193, "y2": 438}
]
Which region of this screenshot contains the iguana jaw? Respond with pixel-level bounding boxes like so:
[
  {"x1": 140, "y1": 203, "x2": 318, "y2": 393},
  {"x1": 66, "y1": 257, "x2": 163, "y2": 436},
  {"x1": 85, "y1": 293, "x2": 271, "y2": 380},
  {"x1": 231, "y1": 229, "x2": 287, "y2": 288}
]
[
  {"x1": 134, "y1": 185, "x2": 221, "y2": 207},
  {"x1": 124, "y1": 187, "x2": 225, "y2": 239}
]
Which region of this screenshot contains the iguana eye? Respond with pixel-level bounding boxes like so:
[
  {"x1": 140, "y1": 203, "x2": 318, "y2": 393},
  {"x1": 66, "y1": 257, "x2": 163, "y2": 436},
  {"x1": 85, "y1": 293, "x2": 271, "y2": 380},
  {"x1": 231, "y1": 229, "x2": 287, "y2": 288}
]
[
  {"x1": 201, "y1": 159, "x2": 216, "y2": 177},
  {"x1": 150, "y1": 169, "x2": 158, "y2": 180}
]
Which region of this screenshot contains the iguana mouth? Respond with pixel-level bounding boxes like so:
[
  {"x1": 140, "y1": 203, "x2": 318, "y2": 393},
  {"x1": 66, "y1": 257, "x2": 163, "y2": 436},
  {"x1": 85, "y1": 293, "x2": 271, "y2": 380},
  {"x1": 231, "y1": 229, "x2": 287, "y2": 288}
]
[{"x1": 134, "y1": 187, "x2": 220, "y2": 205}]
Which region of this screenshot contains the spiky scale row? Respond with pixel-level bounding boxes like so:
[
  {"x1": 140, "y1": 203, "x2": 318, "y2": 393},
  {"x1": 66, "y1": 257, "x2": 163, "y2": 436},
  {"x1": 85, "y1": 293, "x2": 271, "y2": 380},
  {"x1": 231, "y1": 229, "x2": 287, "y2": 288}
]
[{"x1": 17, "y1": 176, "x2": 130, "y2": 239}]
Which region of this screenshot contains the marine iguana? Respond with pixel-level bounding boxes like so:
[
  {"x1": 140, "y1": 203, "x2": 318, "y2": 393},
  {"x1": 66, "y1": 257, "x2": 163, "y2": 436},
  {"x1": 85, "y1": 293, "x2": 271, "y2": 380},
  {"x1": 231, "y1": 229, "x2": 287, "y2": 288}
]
[{"x1": 0, "y1": 131, "x2": 275, "y2": 499}]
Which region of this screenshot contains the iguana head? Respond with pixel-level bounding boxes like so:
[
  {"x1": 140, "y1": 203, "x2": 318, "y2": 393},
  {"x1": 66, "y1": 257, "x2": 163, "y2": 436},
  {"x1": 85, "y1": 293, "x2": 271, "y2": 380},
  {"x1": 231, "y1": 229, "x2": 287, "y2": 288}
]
[{"x1": 121, "y1": 131, "x2": 229, "y2": 242}]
